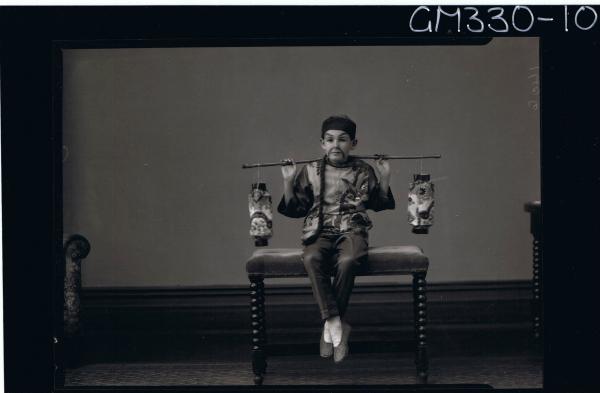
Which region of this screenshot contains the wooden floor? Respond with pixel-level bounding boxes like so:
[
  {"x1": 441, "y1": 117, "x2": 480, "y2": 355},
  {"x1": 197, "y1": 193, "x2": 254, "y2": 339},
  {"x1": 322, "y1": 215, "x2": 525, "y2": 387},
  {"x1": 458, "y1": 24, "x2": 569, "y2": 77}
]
[{"x1": 65, "y1": 352, "x2": 542, "y2": 388}]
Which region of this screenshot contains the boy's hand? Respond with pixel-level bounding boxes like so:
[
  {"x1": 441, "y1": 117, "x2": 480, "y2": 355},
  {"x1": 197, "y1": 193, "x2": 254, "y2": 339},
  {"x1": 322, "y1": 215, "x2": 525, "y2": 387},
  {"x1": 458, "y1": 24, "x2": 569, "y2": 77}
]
[
  {"x1": 375, "y1": 157, "x2": 391, "y2": 196},
  {"x1": 375, "y1": 157, "x2": 391, "y2": 181},
  {"x1": 281, "y1": 158, "x2": 297, "y2": 182}
]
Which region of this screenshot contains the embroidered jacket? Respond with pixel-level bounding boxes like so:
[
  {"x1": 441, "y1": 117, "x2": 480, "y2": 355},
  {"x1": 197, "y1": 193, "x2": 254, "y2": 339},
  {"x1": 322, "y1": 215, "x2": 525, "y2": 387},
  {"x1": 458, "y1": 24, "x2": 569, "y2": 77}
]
[{"x1": 278, "y1": 156, "x2": 395, "y2": 244}]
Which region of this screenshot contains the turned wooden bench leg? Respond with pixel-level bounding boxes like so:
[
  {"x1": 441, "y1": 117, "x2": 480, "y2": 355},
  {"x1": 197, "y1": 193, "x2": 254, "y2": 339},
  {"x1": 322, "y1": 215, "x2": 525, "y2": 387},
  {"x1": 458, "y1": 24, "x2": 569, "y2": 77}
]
[
  {"x1": 250, "y1": 276, "x2": 267, "y2": 385},
  {"x1": 532, "y1": 234, "x2": 543, "y2": 342},
  {"x1": 525, "y1": 201, "x2": 542, "y2": 345},
  {"x1": 412, "y1": 272, "x2": 429, "y2": 384}
]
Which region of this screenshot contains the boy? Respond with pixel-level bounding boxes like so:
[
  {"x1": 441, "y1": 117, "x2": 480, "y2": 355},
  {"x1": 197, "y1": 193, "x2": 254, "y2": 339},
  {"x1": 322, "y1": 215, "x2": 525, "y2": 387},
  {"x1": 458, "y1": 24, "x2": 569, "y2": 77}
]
[{"x1": 278, "y1": 115, "x2": 395, "y2": 362}]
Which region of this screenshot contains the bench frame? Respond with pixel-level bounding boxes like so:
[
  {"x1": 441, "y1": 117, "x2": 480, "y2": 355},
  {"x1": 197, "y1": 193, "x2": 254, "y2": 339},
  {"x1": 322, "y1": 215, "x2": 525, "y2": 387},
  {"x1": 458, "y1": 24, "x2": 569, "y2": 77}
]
[{"x1": 248, "y1": 271, "x2": 429, "y2": 385}]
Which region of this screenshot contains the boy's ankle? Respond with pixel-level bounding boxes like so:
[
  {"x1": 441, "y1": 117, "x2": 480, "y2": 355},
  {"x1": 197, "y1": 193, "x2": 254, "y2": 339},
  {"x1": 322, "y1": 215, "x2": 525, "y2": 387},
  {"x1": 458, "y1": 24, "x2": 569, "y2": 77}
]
[
  {"x1": 323, "y1": 322, "x2": 332, "y2": 343},
  {"x1": 325, "y1": 316, "x2": 343, "y2": 347}
]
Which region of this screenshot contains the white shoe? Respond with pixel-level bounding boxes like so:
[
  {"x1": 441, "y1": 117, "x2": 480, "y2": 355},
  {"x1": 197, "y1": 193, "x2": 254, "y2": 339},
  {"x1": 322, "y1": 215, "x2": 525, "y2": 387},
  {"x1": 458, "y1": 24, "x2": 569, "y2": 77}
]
[{"x1": 334, "y1": 322, "x2": 351, "y2": 363}]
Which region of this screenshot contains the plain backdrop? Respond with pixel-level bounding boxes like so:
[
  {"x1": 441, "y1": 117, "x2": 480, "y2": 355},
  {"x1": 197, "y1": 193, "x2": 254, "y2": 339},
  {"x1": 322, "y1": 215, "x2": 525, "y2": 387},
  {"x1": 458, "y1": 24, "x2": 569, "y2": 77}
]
[{"x1": 62, "y1": 38, "x2": 540, "y2": 287}]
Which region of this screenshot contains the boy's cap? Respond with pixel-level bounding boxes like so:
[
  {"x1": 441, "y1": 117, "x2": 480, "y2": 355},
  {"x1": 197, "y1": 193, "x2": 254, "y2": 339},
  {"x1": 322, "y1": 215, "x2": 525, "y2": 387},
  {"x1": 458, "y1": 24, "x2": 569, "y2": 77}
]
[{"x1": 321, "y1": 115, "x2": 356, "y2": 140}]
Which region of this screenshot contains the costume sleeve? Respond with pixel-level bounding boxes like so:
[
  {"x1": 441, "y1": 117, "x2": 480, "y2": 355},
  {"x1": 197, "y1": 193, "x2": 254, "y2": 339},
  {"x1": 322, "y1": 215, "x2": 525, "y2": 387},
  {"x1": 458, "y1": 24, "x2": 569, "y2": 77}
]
[
  {"x1": 277, "y1": 165, "x2": 314, "y2": 218},
  {"x1": 365, "y1": 165, "x2": 395, "y2": 212}
]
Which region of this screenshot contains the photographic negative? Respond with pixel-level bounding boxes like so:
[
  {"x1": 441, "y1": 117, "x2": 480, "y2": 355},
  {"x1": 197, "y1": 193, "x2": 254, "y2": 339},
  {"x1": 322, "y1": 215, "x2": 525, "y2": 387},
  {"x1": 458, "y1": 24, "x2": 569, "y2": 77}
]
[{"x1": 57, "y1": 38, "x2": 541, "y2": 387}]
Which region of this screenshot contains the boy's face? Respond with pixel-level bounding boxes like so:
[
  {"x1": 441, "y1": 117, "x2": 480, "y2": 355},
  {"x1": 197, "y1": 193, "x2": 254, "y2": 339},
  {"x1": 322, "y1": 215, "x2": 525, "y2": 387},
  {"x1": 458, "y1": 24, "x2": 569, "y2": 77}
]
[{"x1": 321, "y1": 129, "x2": 357, "y2": 164}]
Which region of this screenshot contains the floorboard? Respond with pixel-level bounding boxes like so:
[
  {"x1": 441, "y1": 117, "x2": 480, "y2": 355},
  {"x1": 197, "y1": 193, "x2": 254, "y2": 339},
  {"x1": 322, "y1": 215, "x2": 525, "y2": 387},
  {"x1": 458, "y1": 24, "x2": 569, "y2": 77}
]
[{"x1": 65, "y1": 352, "x2": 542, "y2": 388}]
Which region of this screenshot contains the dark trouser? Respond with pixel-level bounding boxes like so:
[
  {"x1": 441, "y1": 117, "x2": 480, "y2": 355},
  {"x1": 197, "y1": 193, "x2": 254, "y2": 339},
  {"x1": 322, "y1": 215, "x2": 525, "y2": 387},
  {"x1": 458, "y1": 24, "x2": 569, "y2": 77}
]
[{"x1": 302, "y1": 232, "x2": 368, "y2": 321}]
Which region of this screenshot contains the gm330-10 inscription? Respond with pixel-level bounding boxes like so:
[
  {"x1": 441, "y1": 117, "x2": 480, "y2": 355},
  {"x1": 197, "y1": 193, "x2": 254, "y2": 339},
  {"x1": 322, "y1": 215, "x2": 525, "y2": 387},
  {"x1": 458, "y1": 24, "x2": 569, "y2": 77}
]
[{"x1": 410, "y1": 6, "x2": 598, "y2": 33}]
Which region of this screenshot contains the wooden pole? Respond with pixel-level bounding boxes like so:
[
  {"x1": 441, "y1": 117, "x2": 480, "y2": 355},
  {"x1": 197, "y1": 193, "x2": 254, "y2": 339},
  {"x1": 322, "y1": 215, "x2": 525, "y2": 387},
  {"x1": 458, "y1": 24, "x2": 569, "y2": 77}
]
[{"x1": 242, "y1": 154, "x2": 441, "y2": 169}]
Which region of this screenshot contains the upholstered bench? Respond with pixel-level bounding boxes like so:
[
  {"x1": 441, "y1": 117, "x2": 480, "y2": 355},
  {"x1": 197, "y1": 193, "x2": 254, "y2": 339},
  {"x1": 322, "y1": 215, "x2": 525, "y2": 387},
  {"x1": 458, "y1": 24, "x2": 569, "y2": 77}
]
[{"x1": 246, "y1": 246, "x2": 429, "y2": 385}]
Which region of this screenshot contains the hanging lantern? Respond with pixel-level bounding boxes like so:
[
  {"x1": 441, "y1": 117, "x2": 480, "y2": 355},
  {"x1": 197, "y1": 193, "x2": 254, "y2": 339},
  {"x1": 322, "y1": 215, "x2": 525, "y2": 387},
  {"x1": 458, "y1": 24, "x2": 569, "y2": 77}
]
[
  {"x1": 408, "y1": 174, "x2": 435, "y2": 234},
  {"x1": 249, "y1": 182, "x2": 273, "y2": 246}
]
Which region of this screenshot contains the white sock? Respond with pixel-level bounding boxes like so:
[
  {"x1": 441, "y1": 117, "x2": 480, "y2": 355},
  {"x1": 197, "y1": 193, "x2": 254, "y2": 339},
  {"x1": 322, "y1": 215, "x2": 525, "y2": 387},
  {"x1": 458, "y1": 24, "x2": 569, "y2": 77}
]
[
  {"x1": 323, "y1": 322, "x2": 332, "y2": 343},
  {"x1": 325, "y1": 316, "x2": 342, "y2": 347}
]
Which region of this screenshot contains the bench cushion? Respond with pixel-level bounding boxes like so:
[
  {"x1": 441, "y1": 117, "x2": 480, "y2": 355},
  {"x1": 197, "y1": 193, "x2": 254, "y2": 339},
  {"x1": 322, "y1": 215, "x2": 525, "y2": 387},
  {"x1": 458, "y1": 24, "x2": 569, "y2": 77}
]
[{"x1": 246, "y1": 246, "x2": 428, "y2": 278}]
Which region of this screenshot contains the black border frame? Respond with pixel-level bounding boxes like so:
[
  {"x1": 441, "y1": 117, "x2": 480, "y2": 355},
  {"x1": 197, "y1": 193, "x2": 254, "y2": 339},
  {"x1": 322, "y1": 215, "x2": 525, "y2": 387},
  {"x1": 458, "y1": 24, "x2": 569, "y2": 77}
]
[{"x1": 2, "y1": 5, "x2": 600, "y2": 393}]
